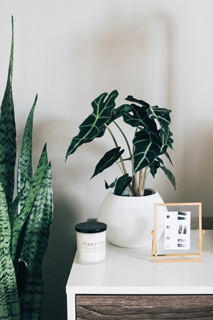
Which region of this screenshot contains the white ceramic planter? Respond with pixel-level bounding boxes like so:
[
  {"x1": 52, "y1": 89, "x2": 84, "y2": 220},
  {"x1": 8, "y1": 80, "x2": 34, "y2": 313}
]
[{"x1": 97, "y1": 190, "x2": 167, "y2": 248}]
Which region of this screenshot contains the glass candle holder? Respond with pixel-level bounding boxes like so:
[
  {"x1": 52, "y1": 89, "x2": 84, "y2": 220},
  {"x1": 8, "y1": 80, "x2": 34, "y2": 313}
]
[{"x1": 75, "y1": 221, "x2": 107, "y2": 264}]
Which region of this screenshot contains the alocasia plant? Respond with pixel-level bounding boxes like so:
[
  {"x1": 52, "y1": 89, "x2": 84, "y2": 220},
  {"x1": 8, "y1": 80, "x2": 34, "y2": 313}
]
[
  {"x1": 0, "y1": 18, "x2": 53, "y2": 320},
  {"x1": 66, "y1": 90, "x2": 176, "y2": 197}
]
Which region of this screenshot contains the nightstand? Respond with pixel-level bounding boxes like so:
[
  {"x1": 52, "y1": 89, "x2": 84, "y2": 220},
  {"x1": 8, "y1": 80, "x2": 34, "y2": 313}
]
[{"x1": 66, "y1": 230, "x2": 213, "y2": 319}]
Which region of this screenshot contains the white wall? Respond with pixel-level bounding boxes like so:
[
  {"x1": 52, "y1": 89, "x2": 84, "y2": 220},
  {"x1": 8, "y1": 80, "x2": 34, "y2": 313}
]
[{"x1": 0, "y1": 0, "x2": 213, "y2": 319}]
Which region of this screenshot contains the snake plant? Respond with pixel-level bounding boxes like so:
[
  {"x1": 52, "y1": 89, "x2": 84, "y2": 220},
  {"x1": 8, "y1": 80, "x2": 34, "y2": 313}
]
[
  {"x1": 0, "y1": 18, "x2": 53, "y2": 320},
  {"x1": 66, "y1": 91, "x2": 176, "y2": 196}
]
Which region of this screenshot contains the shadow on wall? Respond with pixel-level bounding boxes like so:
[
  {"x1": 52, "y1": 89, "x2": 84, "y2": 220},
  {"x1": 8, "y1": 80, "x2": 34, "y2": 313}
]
[
  {"x1": 179, "y1": 130, "x2": 213, "y2": 217},
  {"x1": 41, "y1": 193, "x2": 78, "y2": 320}
]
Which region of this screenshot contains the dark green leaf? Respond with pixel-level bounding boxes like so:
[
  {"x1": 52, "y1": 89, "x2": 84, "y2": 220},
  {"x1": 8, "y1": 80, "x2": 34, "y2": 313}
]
[
  {"x1": 0, "y1": 183, "x2": 20, "y2": 320},
  {"x1": 104, "y1": 179, "x2": 117, "y2": 190},
  {"x1": 147, "y1": 105, "x2": 172, "y2": 151},
  {"x1": 165, "y1": 151, "x2": 174, "y2": 166},
  {"x1": 160, "y1": 165, "x2": 176, "y2": 191},
  {"x1": 65, "y1": 90, "x2": 118, "y2": 159},
  {"x1": 125, "y1": 95, "x2": 150, "y2": 108},
  {"x1": 91, "y1": 147, "x2": 124, "y2": 179},
  {"x1": 0, "y1": 17, "x2": 16, "y2": 206},
  {"x1": 114, "y1": 174, "x2": 132, "y2": 196},
  {"x1": 149, "y1": 159, "x2": 161, "y2": 178},
  {"x1": 133, "y1": 130, "x2": 161, "y2": 173},
  {"x1": 122, "y1": 104, "x2": 157, "y2": 134},
  {"x1": 110, "y1": 104, "x2": 133, "y2": 122}
]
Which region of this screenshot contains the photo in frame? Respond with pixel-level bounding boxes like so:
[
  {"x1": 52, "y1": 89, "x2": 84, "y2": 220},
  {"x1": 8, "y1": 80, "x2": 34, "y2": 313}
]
[{"x1": 152, "y1": 203, "x2": 205, "y2": 263}]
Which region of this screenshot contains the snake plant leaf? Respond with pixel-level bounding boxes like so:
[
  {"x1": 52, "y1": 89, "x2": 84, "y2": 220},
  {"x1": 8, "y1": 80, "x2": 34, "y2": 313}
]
[
  {"x1": 114, "y1": 173, "x2": 132, "y2": 196},
  {"x1": 147, "y1": 105, "x2": 171, "y2": 151},
  {"x1": 8, "y1": 190, "x2": 24, "y2": 229},
  {"x1": 17, "y1": 96, "x2": 37, "y2": 191},
  {"x1": 18, "y1": 163, "x2": 53, "y2": 319},
  {"x1": 65, "y1": 90, "x2": 118, "y2": 159},
  {"x1": 17, "y1": 96, "x2": 37, "y2": 215},
  {"x1": 11, "y1": 145, "x2": 48, "y2": 267},
  {"x1": 0, "y1": 17, "x2": 16, "y2": 206},
  {"x1": 133, "y1": 130, "x2": 161, "y2": 173},
  {"x1": 160, "y1": 164, "x2": 176, "y2": 191},
  {"x1": 0, "y1": 183, "x2": 20, "y2": 320},
  {"x1": 91, "y1": 147, "x2": 124, "y2": 179}
]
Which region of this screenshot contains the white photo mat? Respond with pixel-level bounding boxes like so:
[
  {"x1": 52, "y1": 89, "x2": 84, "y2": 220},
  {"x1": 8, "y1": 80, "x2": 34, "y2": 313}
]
[
  {"x1": 164, "y1": 211, "x2": 191, "y2": 251},
  {"x1": 152, "y1": 202, "x2": 204, "y2": 263}
]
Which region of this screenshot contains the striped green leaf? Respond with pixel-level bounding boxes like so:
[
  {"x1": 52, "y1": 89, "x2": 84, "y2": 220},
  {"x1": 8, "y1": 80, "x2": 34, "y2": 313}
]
[
  {"x1": 11, "y1": 145, "x2": 48, "y2": 268},
  {"x1": 18, "y1": 163, "x2": 53, "y2": 319},
  {"x1": 17, "y1": 96, "x2": 37, "y2": 214},
  {"x1": 91, "y1": 147, "x2": 124, "y2": 179},
  {"x1": 0, "y1": 183, "x2": 20, "y2": 320},
  {"x1": 160, "y1": 163, "x2": 176, "y2": 191},
  {"x1": 133, "y1": 130, "x2": 161, "y2": 173},
  {"x1": 65, "y1": 90, "x2": 118, "y2": 159},
  {"x1": 147, "y1": 105, "x2": 171, "y2": 151},
  {"x1": 122, "y1": 104, "x2": 157, "y2": 134},
  {"x1": 114, "y1": 174, "x2": 132, "y2": 196},
  {"x1": 0, "y1": 17, "x2": 16, "y2": 207}
]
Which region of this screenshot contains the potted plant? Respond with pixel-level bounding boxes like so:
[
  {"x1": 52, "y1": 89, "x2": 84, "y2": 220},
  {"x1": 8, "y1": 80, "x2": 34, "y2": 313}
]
[
  {"x1": 65, "y1": 90, "x2": 176, "y2": 247},
  {"x1": 0, "y1": 18, "x2": 53, "y2": 319}
]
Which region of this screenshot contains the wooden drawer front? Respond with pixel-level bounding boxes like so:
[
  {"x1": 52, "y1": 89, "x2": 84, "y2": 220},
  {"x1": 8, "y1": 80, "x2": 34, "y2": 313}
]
[{"x1": 76, "y1": 295, "x2": 213, "y2": 319}]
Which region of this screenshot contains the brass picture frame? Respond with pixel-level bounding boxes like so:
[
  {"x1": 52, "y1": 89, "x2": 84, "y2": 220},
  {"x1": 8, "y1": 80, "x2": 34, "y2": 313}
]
[{"x1": 152, "y1": 202, "x2": 205, "y2": 263}]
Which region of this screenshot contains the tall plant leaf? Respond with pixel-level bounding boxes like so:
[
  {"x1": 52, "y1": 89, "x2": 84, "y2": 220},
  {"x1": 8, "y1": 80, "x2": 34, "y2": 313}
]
[
  {"x1": 133, "y1": 130, "x2": 161, "y2": 173},
  {"x1": 104, "y1": 179, "x2": 117, "y2": 190},
  {"x1": 91, "y1": 147, "x2": 124, "y2": 179},
  {"x1": 0, "y1": 17, "x2": 16, "y2": 206},
  {"x1": 18, "y1": 163, "x2": 53, "y2": 320},
  {"x1": 0, "y1": 183, "x2": 20, "y2": 320},
  {"x1": 160, "y1": 164, "x2": 176, "y2": 191},
  {"x1": 122, "y1": 104, "x2": 157, "y2": 134},
  {"x1": 149, "y1": 158, "x2": 162, "y2": 177},
  {"x1": 147, "y1": 105, "x2": 171, "y2": 151},
  {"x1": 11, "y1": 145, "x2": 48, "y2": 268},
  {"x1": 17, "y1": 96, "x2": 37, "y2": 214},
  {"x1": 125, "y1": 95, "x2": 150, "y2": 108},
  {"x1": 65, "y1": 90, "x2": 118, "y2": 159},
  {"x1": 114, "y1": 173, "x2": 132, "y2": 196}
]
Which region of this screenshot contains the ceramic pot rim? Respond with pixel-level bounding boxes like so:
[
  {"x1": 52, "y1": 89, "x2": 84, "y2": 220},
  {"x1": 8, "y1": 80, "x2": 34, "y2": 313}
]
[{"x1": 111, "y1": 188, "x2": 156, "y2": 198}]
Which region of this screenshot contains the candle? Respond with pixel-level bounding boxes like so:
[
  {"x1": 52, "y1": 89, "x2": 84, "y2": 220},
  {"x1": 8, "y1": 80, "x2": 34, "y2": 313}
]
[{"x1": 75, "y1": 221, "x2": 107, "y2": 264}]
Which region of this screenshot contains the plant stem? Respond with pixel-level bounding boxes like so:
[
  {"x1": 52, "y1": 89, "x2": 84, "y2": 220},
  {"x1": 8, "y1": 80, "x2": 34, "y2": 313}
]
[
  {"x1": 105, "y1": 124, "x2": 134, "y2": 195},
  {"x1": 113, "y1": 121, "x2": 133, "y2": 160},
  {"x1": 105, "y1": 124, "x2": 127, "y2": 174},
  {"x1": 132, "y1": 172, "x2": 137, "y2": 196},
  {"x1": 141, "y1": 167, "x2": 148, "y2": 194},
  {"x1": 138, "y1": 169, "x2": 143, "y2": 196}
]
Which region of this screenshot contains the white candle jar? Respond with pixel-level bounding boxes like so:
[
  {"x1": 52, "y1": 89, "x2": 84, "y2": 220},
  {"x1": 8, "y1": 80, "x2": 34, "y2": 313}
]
[{"x1": 75, "y1": 221, "x2": 107, "y2": 264}]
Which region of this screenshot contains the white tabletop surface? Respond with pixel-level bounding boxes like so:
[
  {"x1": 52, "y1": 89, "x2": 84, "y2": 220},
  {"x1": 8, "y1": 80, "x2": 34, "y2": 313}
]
[{"x1": 66, "y1": 230, "x2": 213, "y2": 295}]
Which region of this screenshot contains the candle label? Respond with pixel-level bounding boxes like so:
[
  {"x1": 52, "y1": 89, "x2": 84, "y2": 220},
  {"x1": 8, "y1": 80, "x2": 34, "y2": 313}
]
[{"x1": 77, "y1": 232, "x2": 106, "y2": 264}]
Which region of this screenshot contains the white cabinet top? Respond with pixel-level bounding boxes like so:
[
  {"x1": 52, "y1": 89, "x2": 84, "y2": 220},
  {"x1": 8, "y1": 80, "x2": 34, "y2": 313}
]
[{"x1": 66, "y1": 230, "x2": 213, "y2": 295}]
